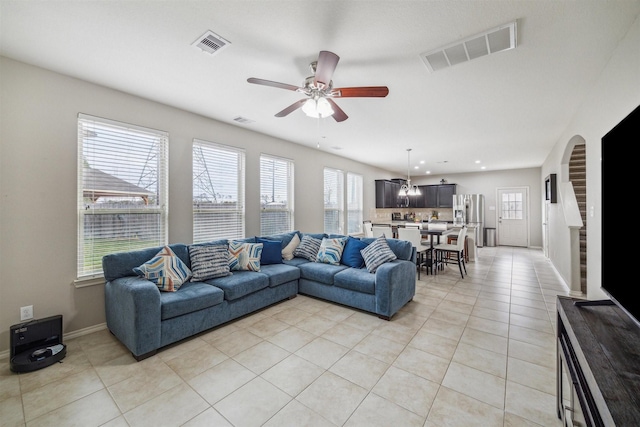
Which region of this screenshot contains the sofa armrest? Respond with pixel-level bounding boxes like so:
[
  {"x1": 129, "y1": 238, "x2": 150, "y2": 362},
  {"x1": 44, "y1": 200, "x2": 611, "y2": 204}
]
[
  {"x1": 104, "y1": 276, "x2": 162, "y2": 357},
  {"x1": 374, "y1": 259, "x2": 416, "y2": 319}
]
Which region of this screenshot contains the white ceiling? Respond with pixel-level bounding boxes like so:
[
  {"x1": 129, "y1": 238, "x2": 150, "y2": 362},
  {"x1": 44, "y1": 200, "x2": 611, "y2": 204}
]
[{"x1": 2, "y1": 1, "x2": 639, "y2": 176}]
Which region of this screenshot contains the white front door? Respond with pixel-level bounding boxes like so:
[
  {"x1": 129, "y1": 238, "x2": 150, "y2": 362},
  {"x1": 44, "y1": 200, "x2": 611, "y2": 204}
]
[{"x1": 497, "y1": 187, "x2": 529, "y2": 247}]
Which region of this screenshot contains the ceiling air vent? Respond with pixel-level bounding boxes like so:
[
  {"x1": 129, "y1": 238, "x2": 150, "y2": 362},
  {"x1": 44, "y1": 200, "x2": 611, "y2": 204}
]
[
  {"x1": 192, "y1": 30, "x2": 231, "y2": 55},
  {"x1": 233, "y1": 116, "x2": 254, "y2": 124},
  {"x1": 420, "y1": 20, "x2": 517, "y2": 72}
]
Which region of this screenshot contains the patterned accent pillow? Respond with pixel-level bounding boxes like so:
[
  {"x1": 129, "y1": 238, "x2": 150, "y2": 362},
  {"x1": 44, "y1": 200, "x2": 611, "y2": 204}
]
[
  {"x1": 360, "y1": 235, "x2": 397, "y2": 273},
  {"x1": 228, "y1": 241, "x2": 263, "y2": 271},
  {"x1": 316, "y1": 237, "x2": 348, "y2": 265},
  {"x1": 188, "y1": 244, "x2": 232, "y2": 281},
  {"x1": 282, "y1": 233, "x2": 300, "y2": 260},
  {"x1": 293, "y1": 235, "x2": 322, "y2": 261},
  {"x1": 133, "y1": 246, "x2": 192, "y2": 292}
]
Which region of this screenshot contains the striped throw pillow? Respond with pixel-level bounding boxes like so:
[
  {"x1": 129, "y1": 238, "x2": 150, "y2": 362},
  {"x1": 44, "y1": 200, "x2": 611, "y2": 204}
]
[
  {"x1": 228, "y1": 241, "x2": 263, "y2": 271},
  {"x1": 133, "y1": 246, "x2": 192, "y2": 292},
  {"x1": 360, "y1": 235, "x2": 397, "y2": 273},
  {"x1": 293, "y1": 235, "x2": 322, "y2": 261},
  {"x1": 316, "y1": 237, "x2": 348, "y2": 265},
  {"x1": 188, "y1": 244, "x2": 232, "y2": 281}
]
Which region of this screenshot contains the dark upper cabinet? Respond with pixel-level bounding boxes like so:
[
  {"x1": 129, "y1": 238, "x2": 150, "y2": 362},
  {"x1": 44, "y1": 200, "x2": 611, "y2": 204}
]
[
  {"x1": 408, "y1": 185, "x2": 429, "y2": 208},
  {"x1": 375, "y1": 180, "x2": 408, "y2": 208},
  {"x1": 424, "y1": 184, "x2": 456, "y2": 208},
  {"x1": 437, "y1": 184, "x2": 456, "y2": 208}
]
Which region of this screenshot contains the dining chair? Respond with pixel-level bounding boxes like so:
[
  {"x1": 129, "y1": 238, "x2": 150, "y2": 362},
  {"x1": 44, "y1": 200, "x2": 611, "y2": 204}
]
[
  {"x1": 371, "y1": 224, "x2": 392, "y2": 238},
  {"x1": 363, "y1": 221, "x2": 374, "y2": 238},
  {"x1": 433, "y1": 226, "x2": 467, "y2": 278},
  {"x1": 397, "y1": 226, "x2": 428, "y2": 279}
]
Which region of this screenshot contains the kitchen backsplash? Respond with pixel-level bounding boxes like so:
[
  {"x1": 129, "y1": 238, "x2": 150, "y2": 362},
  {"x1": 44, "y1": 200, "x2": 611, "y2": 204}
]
[{"x1": 370, "y1": 208, "x2": 454, "y2": 222}]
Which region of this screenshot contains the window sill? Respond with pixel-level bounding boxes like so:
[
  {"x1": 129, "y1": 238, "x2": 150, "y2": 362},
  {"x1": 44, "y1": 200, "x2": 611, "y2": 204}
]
[{"x1": 73, "y1": 276, "x2": 105, "y2": 288}]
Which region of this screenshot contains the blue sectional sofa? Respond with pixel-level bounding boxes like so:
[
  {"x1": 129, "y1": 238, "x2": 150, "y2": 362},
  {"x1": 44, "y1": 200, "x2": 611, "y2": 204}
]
[{"x1": 103, "y1": 231, "x2": 416, "y2": 360}]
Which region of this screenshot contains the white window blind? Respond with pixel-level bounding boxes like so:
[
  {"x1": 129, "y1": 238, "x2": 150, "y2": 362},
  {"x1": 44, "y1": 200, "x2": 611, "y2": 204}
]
[
  {"x1": 347, "y1": 173, "x2": 363, "y2": 234},
  {"x1": 324, "y1": 168, "x2": 344, "y2": 234},
  {"x1": 260, "y1": 154, "x2": 294, "y2": 235},
  {"x1": 77, "y1": 114, "x2": 168, "y2": 279},
  {"x1": 193, "y1": 140, "x2": 245, "y2": 243}
]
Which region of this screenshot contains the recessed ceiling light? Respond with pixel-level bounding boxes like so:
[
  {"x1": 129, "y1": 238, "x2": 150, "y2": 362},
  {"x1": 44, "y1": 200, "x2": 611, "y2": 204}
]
[
  {"x1": 481, "y1": 166, "x2": 486, "y2": 170},
  {"x1": 425, "y1": 171, "x2": 431, "y2": 174},
  {"x1": 475, "y1": 160, "x2": 481, "y2": 164}
]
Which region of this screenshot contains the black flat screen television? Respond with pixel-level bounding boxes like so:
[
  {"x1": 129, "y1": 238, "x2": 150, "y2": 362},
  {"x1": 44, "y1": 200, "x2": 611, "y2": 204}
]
[{"x1": 601, "y1": 103, "x2": 640, "y2": 328}]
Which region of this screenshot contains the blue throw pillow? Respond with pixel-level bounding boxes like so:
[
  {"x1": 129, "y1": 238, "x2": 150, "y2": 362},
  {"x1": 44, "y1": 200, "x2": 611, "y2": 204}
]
[
  {"x1": 257, "y1": 238, "x2": 283, "y2": 265},
  {"x1": 341, "y1": 237, "x2": 369, "y2": 268}
]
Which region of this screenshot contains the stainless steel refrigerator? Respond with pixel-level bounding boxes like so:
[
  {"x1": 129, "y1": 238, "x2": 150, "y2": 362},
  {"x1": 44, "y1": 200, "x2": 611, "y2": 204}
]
[{"x1": 453, "y1": 194, "x2": 485, "y2": 247}]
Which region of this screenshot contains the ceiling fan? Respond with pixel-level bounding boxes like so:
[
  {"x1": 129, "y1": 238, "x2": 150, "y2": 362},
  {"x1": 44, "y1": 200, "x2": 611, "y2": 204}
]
[{"x1": 247, "y1": 50, "x2": 389, "y2": 122}]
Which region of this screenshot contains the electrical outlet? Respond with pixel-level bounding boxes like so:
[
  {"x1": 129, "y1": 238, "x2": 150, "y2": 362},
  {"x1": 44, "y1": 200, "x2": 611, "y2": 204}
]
[{"x1": 20, "y1": 305, "x2": 33, "y2": 321}]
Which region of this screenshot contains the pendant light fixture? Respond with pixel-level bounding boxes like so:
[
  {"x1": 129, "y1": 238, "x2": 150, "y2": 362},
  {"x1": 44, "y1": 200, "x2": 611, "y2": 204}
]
[{"x1": 399, "y1": 148, "x2": 421, "y2": 196}]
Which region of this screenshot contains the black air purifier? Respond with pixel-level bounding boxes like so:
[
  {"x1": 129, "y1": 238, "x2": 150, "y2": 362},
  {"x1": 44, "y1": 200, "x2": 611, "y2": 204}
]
[{"x1": 10, "y1": 315, "x2": 66, "y2": 373}]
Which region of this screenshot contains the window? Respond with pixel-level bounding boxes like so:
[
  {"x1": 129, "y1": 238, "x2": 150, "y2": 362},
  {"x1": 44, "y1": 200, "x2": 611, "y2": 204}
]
[
  {"x1": 324, "y1": 168, "x2": 344, "y2": 234},
  {"x1": 260, "y1": 154, "x2": 294, "y2": 234},
  {"x1": 347, "y1": 173, "x2": 363, "y2": 234},
  {"x1": 501, "y1": 191, "x2": 523, "y2": 219},
  {"x1": 77, "y1": 114, "x2": 168, "y2": 279},
  {"x1": 193, "y1": 140, "x2": 245, "y2": 243},
  {"x1": 324, "y1": 169, "x2": 363, "y2": 235}
]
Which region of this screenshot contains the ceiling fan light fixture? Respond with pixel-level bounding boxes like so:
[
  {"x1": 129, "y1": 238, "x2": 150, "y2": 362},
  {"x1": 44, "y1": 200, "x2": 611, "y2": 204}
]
[{"x1": 302, "y1": 97, "x2": 334, "y2": 118}]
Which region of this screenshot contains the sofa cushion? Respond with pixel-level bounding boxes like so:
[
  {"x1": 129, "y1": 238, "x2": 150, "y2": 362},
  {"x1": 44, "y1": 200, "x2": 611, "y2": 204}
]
[
  {"x1": 283, "y1": 257, "x2": 310, "y2": 267},
  {"x1": 341, "y1": 237, "x2": 369, "y2": 268},
  {"x1": 361, "y1": 235, "x2": 397, "y2": 273},
  {"x1": 228, "y1": 241, "x2": 263, "y2": 272},
  {"x1": 258, "y1": 263, "x2": 301, "y2": 287},
  {"x1": 297, "y1": 261, "x2": 348, "y2": 285},
  {"x1": 334, "y1": 267, "x2": 376, "y2": 294},
  {"x1": 132, "y1": 246, "x2": 192, "y2": 292},
  {"x1": 281, "y1": 233, "x2": 300, "y2": 260},
  {"x1": 160, "y1": 281, "x2": 224, "y2": 320},
  {"x1": 206, "y1": 270, "x2": 269, "y2": 301},
  {"x1": 188, "y1": 244, "x2": 231, "y2": 281},
  {"x1": 316, "y1": 237, "x2": 347, "y2": 265},
  {"x1": 293, "y1": 235, "x2": 322, "y2": 261},
  {"x1": 256, "y1": 238, "x2": 283, "y2": 265}
]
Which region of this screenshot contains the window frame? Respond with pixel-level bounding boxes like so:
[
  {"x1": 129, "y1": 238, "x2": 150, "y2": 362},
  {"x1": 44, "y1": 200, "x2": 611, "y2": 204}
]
[
  {"x1": 324, "y1": 167, "x2": 345, "y2": 234},
  {"x1": 260, "y1": 154, "x2": 295, "y2": 235},
  {"x1": 77, "y1": 113, "x2": 168, "y2": 281},
  {"x1": 192, "y1": 139, "x2": 246, "y2": 243}
]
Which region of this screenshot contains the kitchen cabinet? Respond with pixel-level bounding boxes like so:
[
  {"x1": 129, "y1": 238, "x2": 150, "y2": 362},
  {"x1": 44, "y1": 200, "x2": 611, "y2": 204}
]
[
  {"x1": 408, "y1": 185, "x2": 428, "y2": 208},
  {"x1": 375, "y1": 180, "x2": 408, "y2": 208},
  {"x1": 424, "y1": 184, "x2": 456, "y2": 208}
]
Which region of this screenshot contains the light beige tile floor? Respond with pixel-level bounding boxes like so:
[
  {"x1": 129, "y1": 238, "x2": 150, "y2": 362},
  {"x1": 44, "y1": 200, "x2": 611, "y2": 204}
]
[{"x1": 0, "y1": 246, "x2": 567, "y2": 426}]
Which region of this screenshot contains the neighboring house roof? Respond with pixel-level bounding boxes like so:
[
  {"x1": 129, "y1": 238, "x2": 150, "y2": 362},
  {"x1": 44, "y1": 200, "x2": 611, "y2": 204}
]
[{"x1": 83, "y1": 166, "x2": 154, "y2": 203}]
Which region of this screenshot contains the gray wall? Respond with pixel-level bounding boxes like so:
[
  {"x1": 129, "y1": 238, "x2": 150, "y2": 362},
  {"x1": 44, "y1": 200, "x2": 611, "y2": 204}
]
[{"x1": 541, "y1": 15, "x2": 640, "y2": 298}]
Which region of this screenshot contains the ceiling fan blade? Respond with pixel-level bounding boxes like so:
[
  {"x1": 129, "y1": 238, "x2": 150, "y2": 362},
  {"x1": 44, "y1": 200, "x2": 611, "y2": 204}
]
[
  {"x1": 332, "y1": 86, "x2": 389, "y2": 98},
  {"x1": 314, "y1": 51, "x2": 340, "y2": 89},
  {"x1": 247, "y1": 77, "x2": 301, "y2": 92},
  {"x1": 275, "y1": 99, "x2": 308, "y2": 117},
  {"x1": 326, "y1": 98, "x2": 348, "y2": 122}
]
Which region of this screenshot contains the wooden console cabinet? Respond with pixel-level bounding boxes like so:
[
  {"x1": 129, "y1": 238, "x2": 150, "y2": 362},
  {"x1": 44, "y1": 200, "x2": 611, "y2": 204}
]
[{"x1": 556, "y1": 296, "x2": 640, "y2": 426}]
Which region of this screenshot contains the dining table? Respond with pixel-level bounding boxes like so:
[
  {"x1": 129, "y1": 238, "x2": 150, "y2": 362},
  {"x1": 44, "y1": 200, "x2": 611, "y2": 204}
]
[{"x1": 420, "y1": 228, "x2": 454, "y2": 274}]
